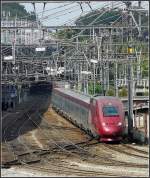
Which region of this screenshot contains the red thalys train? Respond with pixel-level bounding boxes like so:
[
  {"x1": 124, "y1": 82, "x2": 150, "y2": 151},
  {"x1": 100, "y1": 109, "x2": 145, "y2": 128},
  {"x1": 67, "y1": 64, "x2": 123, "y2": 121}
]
[{"x1": 52, "y1": 88, "x2": 125, "y2": 142}]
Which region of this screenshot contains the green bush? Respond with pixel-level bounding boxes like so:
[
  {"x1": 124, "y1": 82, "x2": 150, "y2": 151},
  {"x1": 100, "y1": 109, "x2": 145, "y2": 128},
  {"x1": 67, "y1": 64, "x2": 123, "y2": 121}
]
[
  {"x1": 144, "y1": 91, "x2": 149, "y2": 96},
  {"x1": 88, "y1": 82, "x2": 102, "y2": 95},
  {"x1": 106, "y1": 88, "x2": 115, "y2": 96},
  {"x1": 141, "y1": 58, "x2": 148, "y2": 78},
  {"x1": 119, "y1": 87, "x2": 128, "y2": 97}
]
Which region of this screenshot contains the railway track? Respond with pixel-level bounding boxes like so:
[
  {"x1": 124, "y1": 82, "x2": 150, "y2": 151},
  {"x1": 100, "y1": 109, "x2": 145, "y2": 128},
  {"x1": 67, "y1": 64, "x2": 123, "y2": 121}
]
[
  {"x1": 39, "y1": 114, "x2": 95, "y2": 157},
  {"x1": 39, "y1": 112, "x2": 148, "y2": 169},
  {"x1": 2, "y1": 94, "x2": 50, "y2": 167},
  {"x1": 2, "y1": 114, "x2": 40, "y2": 166},
  {"x1": 103, "y1": 144, "x2": 148, "y2": 159},
  {"x1": 2, "y1": 94, "x2": 148, "y2": 177},
  {"x1": 44, "y1": 108, "x2": 149, "y2": 167},
  {"x1": 16, "y1": 109, "x2": 150, "y2": 170},
  {"x1": 121, "y1": 144, "x2": 149, "y2": 155},
  {"x1": 19, "y1": 160, "x2": 119, "y2": 177},
  {"x1": 2, "y1": 108, "x2": 34, "y2": 165},
  {"x1": 9, "y1": 114, "x2": 138, "y2": 177},
  {"x1": 2, "y1": 109, "x2": 118, "y2": 177}
]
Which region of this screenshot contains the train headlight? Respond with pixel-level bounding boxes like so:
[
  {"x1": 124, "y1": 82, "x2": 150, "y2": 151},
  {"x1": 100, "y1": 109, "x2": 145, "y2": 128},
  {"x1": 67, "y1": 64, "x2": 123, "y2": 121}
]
[
  {"x1": 102, "y1": 122, "x2": 106, "y2": 126},
  {"x1": 105, "y1": 127, "x2": 109, "y2": 132},
  {"x1": 118, "y1": 122, "x2": 122, "y2": 126}
]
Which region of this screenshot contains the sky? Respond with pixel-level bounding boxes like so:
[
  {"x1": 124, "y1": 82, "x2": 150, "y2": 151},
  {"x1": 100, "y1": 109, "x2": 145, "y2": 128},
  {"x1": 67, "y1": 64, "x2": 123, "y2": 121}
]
[{"x1": 21, "y1": 1, "x2": 149, "y2": 26}]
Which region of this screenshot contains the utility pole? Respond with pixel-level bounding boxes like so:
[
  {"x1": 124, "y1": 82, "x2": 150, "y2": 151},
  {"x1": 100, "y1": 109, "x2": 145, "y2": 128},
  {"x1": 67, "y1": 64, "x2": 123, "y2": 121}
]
[
  {"x1": 136, "y1": 1, "x2": 142, "y2": 82},
  {"x1": 125, "y1": 1, "x2": 134, "y2": 141},
  {"x1": 78, "y1": 63, "x2": 80, "y2": 91},
  {"x1": 76, "y1": 36, "x2": 79, "y2": 50},
  {"x1": 6, "y1": 12, "x2": 8, "y2": 44},
  {"x1": 86, "y1": 61, "x2": 89, "y2": 95},
  {"x1": 12, "y1": 31, "x2": 16, "y2": 66},
  {"x1": 101, "y1": 37, "x2": 106, "y2": 96},
  {"x1": 138, "y1": 1, "x2": 141, "y2": 37},
  {"x1": 115, "y1": 62, "x2": 118, "y2": 97},
  {"x1": 136, "y1": 49, "x2": 141, "y2": 80},
  {"x1": 106, "y1": 45, "x2": 109, "y2": 91},
  {"x1": 92, "y1": 27, "x2": 95, "y2": 41},
  {"x1": 93, "y1": 62, "x2": 96, "y2": 95},
  {"x1": 96, "y1": 36, "x2": 102, "y2": 95}
]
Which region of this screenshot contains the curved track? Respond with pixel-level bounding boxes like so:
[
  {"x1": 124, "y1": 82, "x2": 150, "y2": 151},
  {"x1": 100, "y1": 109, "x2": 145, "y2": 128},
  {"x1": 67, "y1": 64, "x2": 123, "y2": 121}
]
[
  {"x1": 2, "y1": 94, "x2": 149, "y2": 177},
  {"x1": 103, "y1": 144, "x2": 148, "y2": 159}
]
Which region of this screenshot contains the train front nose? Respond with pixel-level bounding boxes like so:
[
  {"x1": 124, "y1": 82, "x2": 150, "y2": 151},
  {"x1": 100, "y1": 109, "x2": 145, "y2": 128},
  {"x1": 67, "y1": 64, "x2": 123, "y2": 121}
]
[
  {"x1": 103, "y1": 126, "x2": 123, "y2": 136},
  {"x1": 100, "y1": 125, "x2": 124, "y2": 142},
  {"x1": 101, "y1": 122, "x2": 125, "y2": 137}
]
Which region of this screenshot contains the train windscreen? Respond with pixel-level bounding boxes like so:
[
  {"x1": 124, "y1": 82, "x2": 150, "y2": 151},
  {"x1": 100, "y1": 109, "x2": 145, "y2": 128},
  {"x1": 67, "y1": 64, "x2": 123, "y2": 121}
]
[{"x1": 103, "y1": 106, "x2": 119, "y2": 117}]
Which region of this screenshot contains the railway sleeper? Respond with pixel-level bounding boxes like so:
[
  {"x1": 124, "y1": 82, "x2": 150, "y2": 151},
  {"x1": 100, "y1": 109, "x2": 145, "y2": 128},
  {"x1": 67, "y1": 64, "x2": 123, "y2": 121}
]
[
  {"x1": 19, "y1": 159, "x2": 40, "y2": 164},
  {"x1": 35, "y1": 150, "x2": 50, "y2": 156},
  {"x1": 16, "y1": 149, "x2": 50, "y2": 156},
  {"x1": 2, "y1": 159, "x2": 19, "y2": 167},
  {"x1": 64, "y1": 144, "x2": 79, "y2": 150},
  {"x1": 62, "y1": 144, "x2": 90, "y2": 156},
  {"x1": 1, "y1": 164, "x2": 11, "y2": 169},
  {"x1": 18, "y1": 154, "x2": 40, "y2": 164}
]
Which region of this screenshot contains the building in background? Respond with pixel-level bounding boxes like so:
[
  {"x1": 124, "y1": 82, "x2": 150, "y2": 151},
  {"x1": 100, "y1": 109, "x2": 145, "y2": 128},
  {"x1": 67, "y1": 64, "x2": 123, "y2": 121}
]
[{"x1": 1, "y1": 18, "x2": 50, "y2": 45}]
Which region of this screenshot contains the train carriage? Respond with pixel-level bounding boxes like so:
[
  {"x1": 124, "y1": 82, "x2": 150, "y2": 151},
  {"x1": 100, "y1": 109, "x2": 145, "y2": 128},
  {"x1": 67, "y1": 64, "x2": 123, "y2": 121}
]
[{"x1": 52, "y1": 88, "x2": 125, "y2": 142}]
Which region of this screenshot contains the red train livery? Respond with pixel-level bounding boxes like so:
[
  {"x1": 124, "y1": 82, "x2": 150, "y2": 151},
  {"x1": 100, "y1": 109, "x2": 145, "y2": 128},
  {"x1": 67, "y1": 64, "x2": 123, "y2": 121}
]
[{"x1": 52, "y1": 88, "x2": 125, "y2": 142}]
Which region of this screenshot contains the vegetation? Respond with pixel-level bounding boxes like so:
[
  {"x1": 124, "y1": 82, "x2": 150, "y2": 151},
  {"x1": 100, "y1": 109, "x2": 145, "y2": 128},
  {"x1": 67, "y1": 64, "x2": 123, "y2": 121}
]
[
  {"x1": 75, "y1": 9, "x2": 121, "y2": 26},
  {"x1": 144, "y1": 91, "x2": 149, "y2": 96},
  {"x1": 2, "y1": 3, "x2": 36, "y2": 21},
  {"x1": 106, "y1": 88, "x2": 115, "y2": 96},
  {"x1": 119, "y1": 87, "x2": 128, "y2": 97},
  {"x1": 88, "y1": 82, "x2": 102, "y2": 95},
  {"x1": 57, "y1": 29, "x2": 76, "y2": 39},
  {"x1": 55, "y1": 6, "x2": 148, "y2": 43},
  {"x1": 75, "y1": 6, "x2": 148, "y2": 26},
  {"x1": 141, "y1": 58, "x2": 149, "y2": 78}
]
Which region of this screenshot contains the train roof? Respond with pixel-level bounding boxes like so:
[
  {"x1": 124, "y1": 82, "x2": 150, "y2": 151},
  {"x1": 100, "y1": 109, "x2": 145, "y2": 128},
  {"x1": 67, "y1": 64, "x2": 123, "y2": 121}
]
[
  {"x1": 94, "y1": 95, "x2": 121, "y2": 101},
  {"x1": 54, "y1": 88, "x2": 121, "y2": 103},
  {"x1": 54, "y1": 88, "x2": 91, "y2": 104}
]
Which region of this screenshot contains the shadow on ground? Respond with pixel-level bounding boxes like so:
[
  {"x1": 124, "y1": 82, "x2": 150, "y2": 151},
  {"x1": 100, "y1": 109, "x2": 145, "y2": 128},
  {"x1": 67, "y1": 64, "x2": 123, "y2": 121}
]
[{"x1": 2, "y1": 83, "x2": 52, "y2": 142}]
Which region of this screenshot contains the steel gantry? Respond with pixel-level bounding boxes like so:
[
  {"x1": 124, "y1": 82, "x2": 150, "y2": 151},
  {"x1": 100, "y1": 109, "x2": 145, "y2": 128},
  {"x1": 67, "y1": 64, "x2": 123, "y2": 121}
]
[{"x1": 1, "y1": 1, "x2": 148, "y2": 97}]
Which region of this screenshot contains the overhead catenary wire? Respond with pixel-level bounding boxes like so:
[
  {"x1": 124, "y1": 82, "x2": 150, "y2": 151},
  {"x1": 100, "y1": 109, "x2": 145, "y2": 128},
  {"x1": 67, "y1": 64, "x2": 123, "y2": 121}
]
[
  {"x1": 1, "y1": 1, "x2": 125, "y2": 49},
  {"x1": 41, "y1": 2, "x2": 46, "y2": 21},
  {"x1": 1, "y1": 1, "x2": 148, "y2": 86},
  {"x1": 52, "y1": 1, "x2": 146, "y2": 59},
  {"x1": 6, "y1": 1, "x2": 118, "y2": 25},
  {"x1": 59, "y1": 2, "x2": 142, "y2": 27},
  {"x1": 41, "y1": 1, "x2": 122, "y2": 24},
  {"x1": 68, "y1": 3, "x2": 125, "y2": 40},
  {"x1": 5, "y1": 2, "x2": 75, "y2": 22},
  {"x1": 45, "y1": 2, "x2": 121, "y2": 25},
  {"x1": 51, "y1": 2, "x2": 126, "y2": 46},
  {"x1": 41, "y1": 5, "x2": 81, "y2": 23}
]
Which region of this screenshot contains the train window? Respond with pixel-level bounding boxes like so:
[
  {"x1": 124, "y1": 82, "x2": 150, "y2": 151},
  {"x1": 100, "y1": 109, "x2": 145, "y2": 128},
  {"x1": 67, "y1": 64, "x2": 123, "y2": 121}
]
[{"x1": 103, "y1": 106, "x2": 119, "y2": 117}]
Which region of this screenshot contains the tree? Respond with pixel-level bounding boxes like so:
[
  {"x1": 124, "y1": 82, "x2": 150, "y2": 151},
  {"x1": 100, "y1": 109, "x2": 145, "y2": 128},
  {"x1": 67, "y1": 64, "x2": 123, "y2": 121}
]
[
  {"x1": 75, "y1": 6, "x2": 148, "y2": 27},
  {"x1": 56, "y1": 29, "x2": 80, "y2": 40},
  {"x1": 75, "y1": 8, "x2": 122, "y2": 26},
  {"x1": 2, "y1": 3, "x2": 36, "y2": 21}
]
